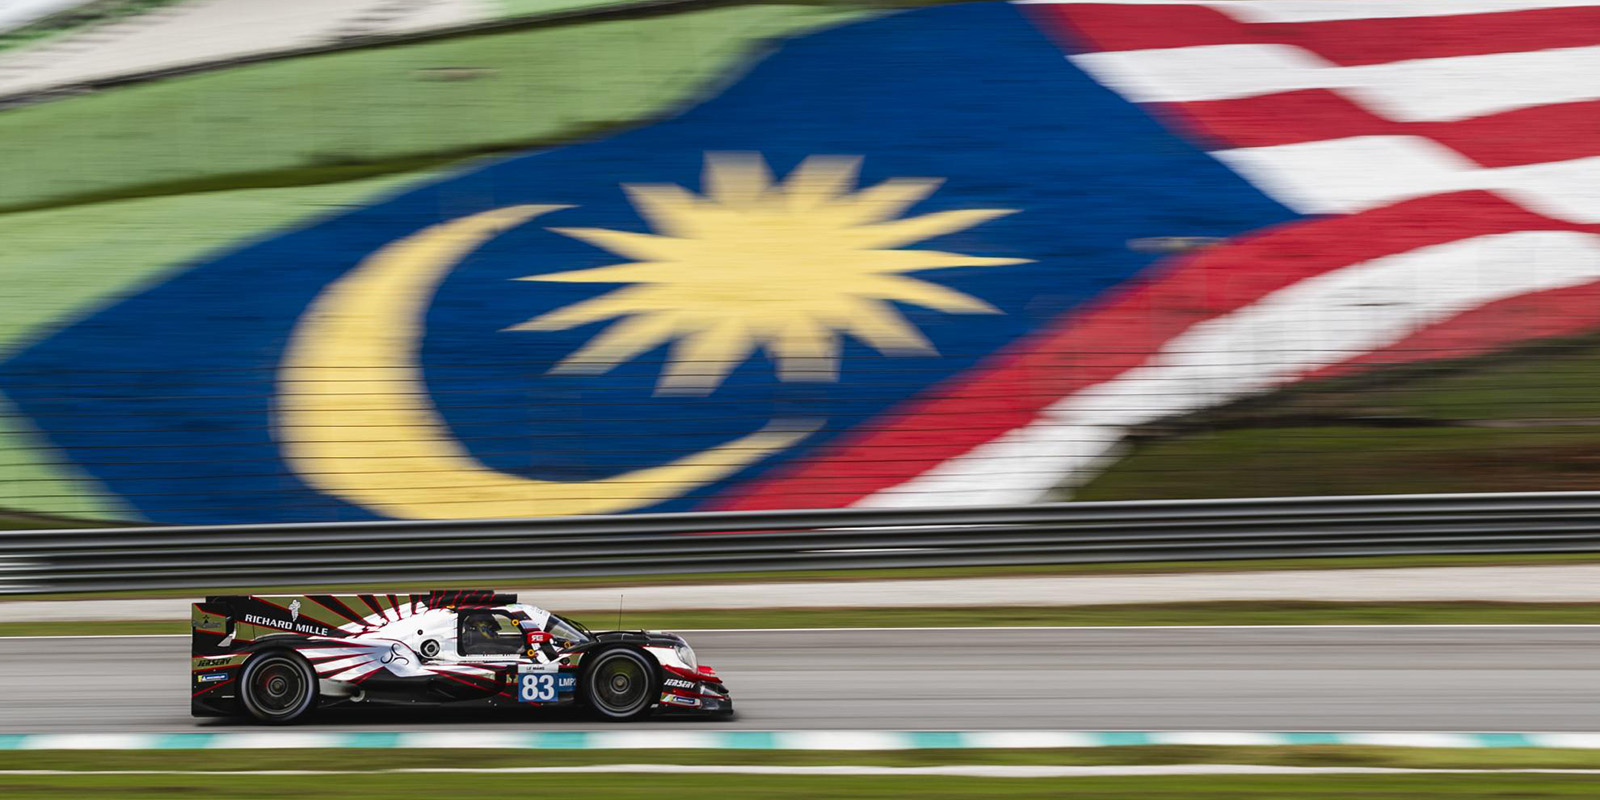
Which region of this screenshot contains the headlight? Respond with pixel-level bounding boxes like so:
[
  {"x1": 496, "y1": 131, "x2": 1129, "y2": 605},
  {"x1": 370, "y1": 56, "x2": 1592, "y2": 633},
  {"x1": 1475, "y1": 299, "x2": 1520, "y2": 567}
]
[{"x1": 674, "y1": 644, "x2": 697, "y2": 670}]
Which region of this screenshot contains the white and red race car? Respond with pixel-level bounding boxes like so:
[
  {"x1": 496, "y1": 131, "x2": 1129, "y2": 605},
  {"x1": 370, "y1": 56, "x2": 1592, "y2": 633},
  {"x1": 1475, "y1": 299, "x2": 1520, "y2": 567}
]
[{"x1": 190, "y1": 589, "x2": 729, "y2": 723}]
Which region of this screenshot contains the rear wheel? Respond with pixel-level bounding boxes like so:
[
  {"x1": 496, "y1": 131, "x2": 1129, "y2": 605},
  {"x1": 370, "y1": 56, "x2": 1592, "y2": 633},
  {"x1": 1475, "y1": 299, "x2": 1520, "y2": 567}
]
[
  {"x1": 583, "y1": 648, "x2": 657, "y2": 721},
  {"x1": 239, "y1": 651, "x2": 318, "y2": 724}
]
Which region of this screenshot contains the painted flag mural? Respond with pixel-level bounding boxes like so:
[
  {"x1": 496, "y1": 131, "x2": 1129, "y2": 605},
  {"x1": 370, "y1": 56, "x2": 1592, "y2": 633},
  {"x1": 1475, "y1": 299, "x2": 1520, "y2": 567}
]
[{"x1": 3, "y1": 0, "x2": 1599, "y2": 524}]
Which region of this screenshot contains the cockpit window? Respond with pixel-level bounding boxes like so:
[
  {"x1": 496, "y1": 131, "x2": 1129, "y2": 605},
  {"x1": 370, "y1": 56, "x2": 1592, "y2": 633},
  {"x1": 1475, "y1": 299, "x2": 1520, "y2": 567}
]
[
  {"x1": 546, "y1": 614, "x2": 591, "y2": 647},
  {"x1": 458, "y1": 611, "x2": 523, "y2": 657}
]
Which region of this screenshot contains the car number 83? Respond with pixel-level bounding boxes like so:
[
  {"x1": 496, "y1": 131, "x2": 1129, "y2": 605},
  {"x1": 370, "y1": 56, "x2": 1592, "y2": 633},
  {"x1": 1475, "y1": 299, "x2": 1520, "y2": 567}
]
[{"x1": 518, "y1": 673, "x2": 558, "y2": 703}]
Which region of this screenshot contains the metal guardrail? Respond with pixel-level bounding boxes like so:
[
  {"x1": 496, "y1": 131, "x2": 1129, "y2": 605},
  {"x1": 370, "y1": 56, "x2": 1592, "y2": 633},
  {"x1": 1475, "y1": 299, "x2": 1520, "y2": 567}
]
[{"x1": 3, "y1": 491, "x2": 1600, "y2": 593}]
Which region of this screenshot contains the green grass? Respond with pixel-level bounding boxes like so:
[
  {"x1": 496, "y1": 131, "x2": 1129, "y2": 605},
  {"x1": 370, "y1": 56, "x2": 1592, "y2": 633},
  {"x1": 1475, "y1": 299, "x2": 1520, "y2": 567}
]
[
  {"x1": 3, "y1": 749, "x2": 1599, "y2": 800},
  {"x1": 15, "y1": 550, "x2": 1600, "y2": 599},
  {"x1": 1075, "y1": 425, "x2": 1600, "y2": 500},
  {"x1": 1, "y1": 770, "x2": 1597, "y2": 800},
  {"x1": 0, "y1": 2, "x2": 877, "y2": 213},
  {"x1": 3, "y1": 745, "x2": 1600, "y2": 771},
  {"x1": 5, "y1": 601, "x2": 1598, "y2": 637},
  {"x1": 1072, "y1": 331, "x2": 1600, "y2": 501}
]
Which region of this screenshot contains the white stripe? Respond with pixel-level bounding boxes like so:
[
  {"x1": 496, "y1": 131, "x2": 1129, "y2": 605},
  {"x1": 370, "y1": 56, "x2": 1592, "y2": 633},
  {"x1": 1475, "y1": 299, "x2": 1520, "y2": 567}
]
[
  {"x1": 206, "y1": 733, "x2": 346, "y2": 749},
  {"x1": 1213, "y1": 136, "x2": 1600, "y2": 223},
  {"x1": 312, "y1": 655, "x2": 374, "y2": 674},
  {"x1": 1012, "y1": 0, "x2": 1600, "y2": 24},
  {"x1": 1342, "y1": 733, "x2": 1487, "y2": 748},
  {"x1": 773, "y1": 731, "x2": 914, "y2": 750},
  {"x1": 863, "y1": 230, "x2": 1600, "y2": 506},
  {"x1": 395, "y1": 732, "x2": 530, "y2": 749},
  {"x1": 961, "y1": 731, "x2": 1102, "y2": 748},
  {"x1": 1070, "y1": 44, "x2": 1600, "y2": 122},
  {"x1": 1527, "y1": 733, "x2": 1600, "y2": 748},
  {"x1": 327, "y1": 662, "x2": 385, "y2": 682},
  {"x1": 16, "y1": 734, "x2": 160, "y2": 750},
  {"x1": 1218, "y1": 0, "x2": 1600, "y2": 23},
  {"x1": 297, "y1": 648, "x2": 371, "y2": 658},
  {"x1": 585, "y1": 732, "x2": 730, "y2": 750},
  {"x1": 1148, "y1": 731, "x2": 1289, "y2": 746}
]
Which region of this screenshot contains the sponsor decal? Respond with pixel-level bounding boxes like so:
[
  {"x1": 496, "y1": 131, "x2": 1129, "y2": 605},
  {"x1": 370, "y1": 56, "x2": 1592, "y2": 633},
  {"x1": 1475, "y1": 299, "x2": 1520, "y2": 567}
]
[
  {"x1": 193, "y1": 611, "x2": 227, "y2": 633},
  {"x1": 289, "y1": 599, "x2": 301, "y2": 622},
  {"x1": 197, "y1": 673, "x2": 229, "y2": 683},
  {"x1": 524, "y1": 630, "x2": 552, "y2": 659},
  {"x1": 242, "y1": 613, "x2": 330, "y2": 636},
  {"x1": 379, "y1": 643, "x2": 411, "y2": 665},
  {"x1": 664, "y1": 678, "x2": 696, "y2": 690},
  {"x1": 192, "y1": 656, "x2": 238, "y2": 669}
]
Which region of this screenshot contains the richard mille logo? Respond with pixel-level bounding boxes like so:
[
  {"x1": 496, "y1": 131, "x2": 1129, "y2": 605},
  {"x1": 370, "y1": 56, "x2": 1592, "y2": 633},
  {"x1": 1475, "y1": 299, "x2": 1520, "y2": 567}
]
[{"x1": 243, "y1": 613, "x2": 329, "y2": 636}]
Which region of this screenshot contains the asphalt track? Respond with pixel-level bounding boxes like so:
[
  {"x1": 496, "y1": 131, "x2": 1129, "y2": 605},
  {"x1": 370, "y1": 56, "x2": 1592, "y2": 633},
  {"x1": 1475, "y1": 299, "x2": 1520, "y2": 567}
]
[{"x1": 2, "y1": 627, "x2": 1598, "y2": 733}]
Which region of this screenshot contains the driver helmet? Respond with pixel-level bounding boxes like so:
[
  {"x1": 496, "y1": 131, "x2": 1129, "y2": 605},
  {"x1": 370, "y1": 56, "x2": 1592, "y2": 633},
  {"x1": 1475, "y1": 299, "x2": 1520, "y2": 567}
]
[{"x1": 466, "y1": 616, "x2": 498, "y2": 639}]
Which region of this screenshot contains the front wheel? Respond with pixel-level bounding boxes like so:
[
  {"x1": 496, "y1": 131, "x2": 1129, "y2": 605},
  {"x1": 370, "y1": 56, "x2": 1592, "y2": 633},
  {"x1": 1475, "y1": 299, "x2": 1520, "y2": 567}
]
[
  {"x1": 239, "y1": 651, "x2": 318, "y2": 724},
  {"x1": 583, "y1": 648, "x2": 657, "y2": 721}
]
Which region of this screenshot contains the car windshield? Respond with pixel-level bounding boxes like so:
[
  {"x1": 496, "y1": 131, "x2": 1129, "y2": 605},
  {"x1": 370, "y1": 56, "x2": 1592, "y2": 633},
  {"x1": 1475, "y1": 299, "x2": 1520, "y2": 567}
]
[{"x1": 548, "y1": 613, "x2": 592, "y2": 644}]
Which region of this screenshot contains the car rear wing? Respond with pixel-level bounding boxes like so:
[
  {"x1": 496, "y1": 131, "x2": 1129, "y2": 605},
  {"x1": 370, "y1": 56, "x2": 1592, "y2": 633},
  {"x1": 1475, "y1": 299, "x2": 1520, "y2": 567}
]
[{"x1": 192, "y1": 590, "x2": 516, "y2": 658}]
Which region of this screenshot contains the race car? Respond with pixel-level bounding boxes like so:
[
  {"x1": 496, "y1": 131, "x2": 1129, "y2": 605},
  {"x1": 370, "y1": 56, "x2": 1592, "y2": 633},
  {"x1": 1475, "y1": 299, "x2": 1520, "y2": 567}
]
[{"x1": 190, "y1": 589, "x2": 730, "y2": 723}]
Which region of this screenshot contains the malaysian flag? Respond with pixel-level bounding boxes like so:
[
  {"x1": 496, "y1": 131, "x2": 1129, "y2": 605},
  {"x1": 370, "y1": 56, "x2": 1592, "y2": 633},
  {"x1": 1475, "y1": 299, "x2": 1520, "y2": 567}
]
[
  {"x1": 729, "y1": 0, "x2": 1600, "y2": 509},
  {"x1": 4, "y1": 1, "x2": 1595, "y2": 523}
]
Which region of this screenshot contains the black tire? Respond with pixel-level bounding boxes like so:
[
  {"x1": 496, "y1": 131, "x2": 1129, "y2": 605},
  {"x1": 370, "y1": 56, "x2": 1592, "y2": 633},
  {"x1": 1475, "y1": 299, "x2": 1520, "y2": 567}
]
[
  {"x1": 582, "y1": 648, "x2": 658, "y2": 721},
  {"x1": 239, "y1": 651, "x2": 318, "y2": 724}
]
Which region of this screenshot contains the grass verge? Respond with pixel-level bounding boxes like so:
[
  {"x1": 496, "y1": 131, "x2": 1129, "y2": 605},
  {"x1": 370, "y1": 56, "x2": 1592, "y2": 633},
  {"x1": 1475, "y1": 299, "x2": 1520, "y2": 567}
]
[
  {"x1": 1073, "y1": 330, "x2": 1600, "y2": 501},
  {"x1": 12, "y1": 550, "x2": 1600, "y2": 600},
  {"x1": 0, "y1": 759, "x2": 1598, "y2": 800},
  {"x1": 5, "y1": 601, "x2": 1598, "y2": 637},
  {"x1": 2, "y1": 746, "x2": 1600, "y2": 771}
]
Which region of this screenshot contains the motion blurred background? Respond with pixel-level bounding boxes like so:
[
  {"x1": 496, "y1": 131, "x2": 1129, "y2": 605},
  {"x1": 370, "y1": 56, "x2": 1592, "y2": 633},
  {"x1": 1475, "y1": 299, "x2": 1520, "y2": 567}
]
[
  {"x1": 2, "y1": 5, "x2": 1600, "y2": 797},
  {"x1": 0, "y1": 0, "x2": 1595, "y2": 527}
]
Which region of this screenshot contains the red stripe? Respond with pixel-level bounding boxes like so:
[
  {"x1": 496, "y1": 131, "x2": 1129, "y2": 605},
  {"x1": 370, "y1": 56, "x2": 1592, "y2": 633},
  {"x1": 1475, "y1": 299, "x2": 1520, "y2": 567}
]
[
  {"x1": 1288, "y1": 7, "x2": 1600, "y2": 66},
  {"x1": 339, "y1": 663, "x2": 387, "y2": 683},
  {"x1": 192, "y1": 677, "x2": 236, "y2": 697},
  {"x1": 1307, "y1": 279, "x2": 1600, "y2": 380},
  {"x1": 711, "y1": 192, "x2": 1592, "y2": 509},
  {"x1": 1032, "y1": 3, "x2": 1252, "y2": 53},
  {"x1": 1029, "y1": 3, "x2": 1600, "y2": 66},
  {"x1": 432, "y1": 671, "x2": 495, "y2": 691},
  {"x1": 1160, "y1": 92, "x2": 1600, "y2": 168}
]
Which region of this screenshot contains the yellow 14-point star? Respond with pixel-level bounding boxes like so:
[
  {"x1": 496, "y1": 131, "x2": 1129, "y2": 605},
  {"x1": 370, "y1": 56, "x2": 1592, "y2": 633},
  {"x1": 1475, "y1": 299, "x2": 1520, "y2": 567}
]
[{"x1": 507, "y1": 152, "x2": 1030, "y2": 394}]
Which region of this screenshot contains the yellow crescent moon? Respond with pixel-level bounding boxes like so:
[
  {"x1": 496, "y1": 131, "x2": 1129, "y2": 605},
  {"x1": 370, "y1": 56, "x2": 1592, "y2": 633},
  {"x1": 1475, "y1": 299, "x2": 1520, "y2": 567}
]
[{"x1": 274, "y1": 205, "x2": 814, "y2": 519}]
